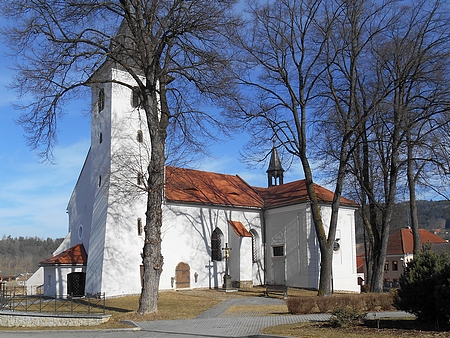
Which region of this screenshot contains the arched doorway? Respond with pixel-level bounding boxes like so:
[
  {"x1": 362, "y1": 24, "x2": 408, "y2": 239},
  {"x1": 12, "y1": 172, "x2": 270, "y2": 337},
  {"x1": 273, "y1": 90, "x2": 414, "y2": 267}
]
[{"x1": 175, "y1": 262, "x2": 190, "y2": 289}]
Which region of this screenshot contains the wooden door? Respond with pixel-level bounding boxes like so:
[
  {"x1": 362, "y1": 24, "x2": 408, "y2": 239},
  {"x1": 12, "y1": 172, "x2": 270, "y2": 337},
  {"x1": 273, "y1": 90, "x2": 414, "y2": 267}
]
[{"x1": 175, "y1": 262, "x2": 190, "y2": 289}]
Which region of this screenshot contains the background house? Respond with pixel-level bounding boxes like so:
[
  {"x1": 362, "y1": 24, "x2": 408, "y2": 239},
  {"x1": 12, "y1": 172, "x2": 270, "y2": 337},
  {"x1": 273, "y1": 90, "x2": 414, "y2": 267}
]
[{"x1": 361, "y1": 228, "x2": 447, "y2": 289}]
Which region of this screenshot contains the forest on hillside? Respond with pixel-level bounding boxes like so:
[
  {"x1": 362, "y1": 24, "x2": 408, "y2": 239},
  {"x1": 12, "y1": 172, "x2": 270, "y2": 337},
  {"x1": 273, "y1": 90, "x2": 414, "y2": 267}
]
[
  {"x1": 0, "y1": 236, "x2": 63, "y2": 277},
  {"x1": 390, "y1": 200, "x2": 450, "y2": 232},
  {"x1": 348, "y1": 200, "x2": 450, "y2": 244}
]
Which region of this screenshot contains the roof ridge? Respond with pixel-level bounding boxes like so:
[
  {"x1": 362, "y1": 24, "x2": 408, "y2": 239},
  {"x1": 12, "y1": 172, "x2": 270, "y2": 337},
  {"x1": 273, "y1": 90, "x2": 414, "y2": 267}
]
[{"x1": 235, "y1": 173, "x2": 265, "y2": 205}]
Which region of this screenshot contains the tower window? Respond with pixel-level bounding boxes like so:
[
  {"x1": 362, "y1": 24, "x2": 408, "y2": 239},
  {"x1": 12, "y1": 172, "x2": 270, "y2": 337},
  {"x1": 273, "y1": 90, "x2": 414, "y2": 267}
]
[
  {"x1": 132, "y1": 87, "x2": 141, "y2": 108},
  {"x1": 137, "y1": 218, "x2": 143, "y2": 236},
  {"x1": 99, "y1": 132, "x2": 103, "y2": 144},
  {"x1": 98, "y1": 175, "x2": 102, "y2": 187},
  {"x1": 137, "y1": 172, "x2": 144, "y2": 186},
  {"x1": 98, "y1": 88, "x2": 105, "y2": 113},
  {"x1": 137, "y1": 130, "x2": 143, "y2": 143}
]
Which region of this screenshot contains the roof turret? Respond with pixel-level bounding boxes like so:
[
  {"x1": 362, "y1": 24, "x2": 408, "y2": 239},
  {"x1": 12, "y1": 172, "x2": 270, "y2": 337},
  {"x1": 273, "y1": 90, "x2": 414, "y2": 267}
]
[{"x1": 266, "y1": 141, "x2": 284, "y2": 187}]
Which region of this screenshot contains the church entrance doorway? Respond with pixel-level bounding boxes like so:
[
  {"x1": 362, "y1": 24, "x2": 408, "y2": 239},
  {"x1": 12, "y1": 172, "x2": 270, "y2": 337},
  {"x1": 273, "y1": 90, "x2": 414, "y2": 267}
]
[
  {"x1": 67, "y1": 272, "x2": 86, "y2": 297},
  {"x1": 272, "y1": 258, "x2": 285, "y2": 284},
  {"x1": 272, "y1": 245, "x2": 286, "y2": 285},
  {"x1": 175, "y1": 262, "x2": 190, "y2": 289}
]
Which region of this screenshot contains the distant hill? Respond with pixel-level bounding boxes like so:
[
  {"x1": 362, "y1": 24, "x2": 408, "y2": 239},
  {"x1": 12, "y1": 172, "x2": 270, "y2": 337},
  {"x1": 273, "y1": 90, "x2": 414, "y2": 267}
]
[
  {"x1": 0, "y1": 236, "x2": 63, "y2": 277},
  {"x1": 390, "y1": 200, "x2": 450, "y2": 234},
  {"x1": 355, "y1": 200, "x2": 450, "y2": 245}
]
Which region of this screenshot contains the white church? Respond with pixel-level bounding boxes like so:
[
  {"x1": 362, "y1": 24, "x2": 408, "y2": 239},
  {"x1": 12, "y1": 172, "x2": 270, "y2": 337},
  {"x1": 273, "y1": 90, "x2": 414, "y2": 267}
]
[{"x1": 36, "y1": 52, "x2": 360, "y2": 298}]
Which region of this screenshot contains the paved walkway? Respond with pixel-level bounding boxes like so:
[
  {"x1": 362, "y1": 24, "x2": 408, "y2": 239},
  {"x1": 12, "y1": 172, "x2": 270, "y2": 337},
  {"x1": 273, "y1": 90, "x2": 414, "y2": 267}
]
[
  {"x1": 0, "y1": 294, "x2": 414, "y2": 338},
  {"x1": 135, "y1": 296, "x2": 413, "y2": 337}
]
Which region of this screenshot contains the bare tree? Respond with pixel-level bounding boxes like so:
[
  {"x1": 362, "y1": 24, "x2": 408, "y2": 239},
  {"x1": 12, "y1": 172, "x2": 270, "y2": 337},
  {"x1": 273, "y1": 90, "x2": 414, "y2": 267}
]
[
  {"x1": 363, "y1": 0, "x2": 450, "y2": 291},
  {"x1": 1, "y1": 0, "x2": 240, "y2": 314},
  {"x1": 396, "y1": 0, "x2": 450, "y2": 254},
  {"x1": 227, "y1": 0, "x2": 378, "y2": 296},
  {"x1": 326, "y1": 0, "x2": 450, "y2": 291},
  {"x1": 312, "y1": 0, "x2": 402, "y2": 293}
]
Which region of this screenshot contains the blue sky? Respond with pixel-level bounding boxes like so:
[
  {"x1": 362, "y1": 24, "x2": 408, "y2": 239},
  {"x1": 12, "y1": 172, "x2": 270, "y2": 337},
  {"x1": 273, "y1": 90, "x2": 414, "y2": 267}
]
[{"x1": 0, "y1": 39, "x2": 307, "y2": 240}]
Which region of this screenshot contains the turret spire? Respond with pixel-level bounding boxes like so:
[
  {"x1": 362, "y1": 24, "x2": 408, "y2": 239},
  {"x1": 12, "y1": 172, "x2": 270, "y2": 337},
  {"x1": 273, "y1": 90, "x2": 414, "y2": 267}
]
[{"x1": 267, "y1": 141, "x2": 284, "y2": 187}]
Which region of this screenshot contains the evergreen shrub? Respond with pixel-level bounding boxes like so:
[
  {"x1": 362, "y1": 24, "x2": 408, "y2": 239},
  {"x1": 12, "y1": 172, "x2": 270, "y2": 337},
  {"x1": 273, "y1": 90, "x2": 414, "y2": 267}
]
[
  {"x1": 329, "y1": 307, "x2": 366, "y2": 327},
  {"x1": 394, "y1": 246, "x2": 450, "y2": 322}
]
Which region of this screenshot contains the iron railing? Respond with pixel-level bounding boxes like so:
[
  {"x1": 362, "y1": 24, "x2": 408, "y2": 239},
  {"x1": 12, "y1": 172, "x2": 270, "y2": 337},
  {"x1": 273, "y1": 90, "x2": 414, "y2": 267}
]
[{"x1": 0, "y1": 286, "x2": 105, "y2": 314}]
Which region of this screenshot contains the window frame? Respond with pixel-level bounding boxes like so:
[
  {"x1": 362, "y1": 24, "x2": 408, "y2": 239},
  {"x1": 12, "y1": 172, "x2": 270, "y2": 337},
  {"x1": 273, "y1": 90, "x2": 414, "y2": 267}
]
[
  {"x1": 211, "y1": 228, "x2": 223, "y2": 261},
  {"x1": 272, "y1": 245, "x2": 284, "y2": 257},
  {"x1": 98, "y1": 88, "x2": 105, "y2": 113},
  {"x1": 132, "y1": 87, "x2": 142, "y2": 108}
]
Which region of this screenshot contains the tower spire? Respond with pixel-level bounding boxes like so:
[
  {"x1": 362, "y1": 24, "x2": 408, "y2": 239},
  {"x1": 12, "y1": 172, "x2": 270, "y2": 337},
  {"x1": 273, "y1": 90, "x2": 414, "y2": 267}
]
[{"x1": 267, "y1": 141, "x2": 284, "y2": 187}]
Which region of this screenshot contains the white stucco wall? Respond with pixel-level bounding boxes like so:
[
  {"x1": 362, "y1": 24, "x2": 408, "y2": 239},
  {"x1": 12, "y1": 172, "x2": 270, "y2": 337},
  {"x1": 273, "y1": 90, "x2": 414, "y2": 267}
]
[
  {"x1": 26, "y1": 267, "x2": 44, "y2": 294},
  {"x1": 265, "y1": 203, "x2": 359, "y2": 292},
  {"x1": 162, "y1": 203, "x2": 264, "y2": 290},
  {"x1": 326, "y1": 206, "x2": 360, "y2": 293},
  {"x1": 42, "y1": 266, "x2": 85, "y2": 298},
  {"x1": 265, "y1": 203, "x2": 319, "y2": 288}
]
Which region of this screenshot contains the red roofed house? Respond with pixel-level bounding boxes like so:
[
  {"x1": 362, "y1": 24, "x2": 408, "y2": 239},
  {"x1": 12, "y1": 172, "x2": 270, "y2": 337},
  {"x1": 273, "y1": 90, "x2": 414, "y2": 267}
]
[
  {"x1": 36, "y1": 48, "x2": 360, "y2": 298},
  {"x1": 364, "y1": 228, "x2": 446, "y2": 289}
]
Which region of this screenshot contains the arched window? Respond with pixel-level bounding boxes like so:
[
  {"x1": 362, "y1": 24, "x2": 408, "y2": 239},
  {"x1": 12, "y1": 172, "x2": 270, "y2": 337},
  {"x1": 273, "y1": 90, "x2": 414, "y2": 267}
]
[
  {"x1": 211, "y1": 228, "x2": 223, "y2": 261},
  {"x1": 250, "y1": 229, "x2": 259, "y2": 263},
  {"x1": 137, "y1": 172, "x2": 144, "y2": 186},
  {"x1": 98, "y1": 88, "x2": 105, "y2": 113}
]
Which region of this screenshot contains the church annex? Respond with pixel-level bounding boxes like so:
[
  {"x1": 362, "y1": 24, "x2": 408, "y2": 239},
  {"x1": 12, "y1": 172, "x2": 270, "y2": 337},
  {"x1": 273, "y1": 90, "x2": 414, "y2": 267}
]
[{"x1": 38, "y1": 57, "x2": 360, "y2": 298}]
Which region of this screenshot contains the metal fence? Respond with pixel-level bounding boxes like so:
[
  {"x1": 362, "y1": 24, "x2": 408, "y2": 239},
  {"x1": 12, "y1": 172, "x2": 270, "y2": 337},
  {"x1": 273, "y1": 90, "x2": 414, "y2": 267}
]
[{"x1": 0, "y1": 286, "x2": 106, "y2": 314}]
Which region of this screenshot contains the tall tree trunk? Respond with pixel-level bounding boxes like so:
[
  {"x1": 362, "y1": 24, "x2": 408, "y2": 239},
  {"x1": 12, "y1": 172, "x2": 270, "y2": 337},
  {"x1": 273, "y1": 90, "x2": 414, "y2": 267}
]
[
  {"x1": 407, "y1": 129, "x2": 420, "y2": 254},
  {"x1": 371, "y1": 86, "x2": 402, "y2": 292},
  {"x1": 138, "y1": 81, "x2": 168, "y2": 314}
]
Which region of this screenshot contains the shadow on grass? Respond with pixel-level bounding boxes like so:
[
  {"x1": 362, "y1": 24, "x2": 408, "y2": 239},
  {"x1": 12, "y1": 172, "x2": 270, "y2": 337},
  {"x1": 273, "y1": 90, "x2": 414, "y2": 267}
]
[{"x1": 364, "y1": 318, "x2": 450, "y2": 333}]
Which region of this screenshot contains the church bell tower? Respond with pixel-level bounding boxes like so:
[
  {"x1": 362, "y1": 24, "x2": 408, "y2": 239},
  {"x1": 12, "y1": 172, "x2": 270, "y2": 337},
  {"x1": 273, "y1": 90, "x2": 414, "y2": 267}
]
[{"x1": 267, "y1": 141, "x2": 284, "y2": 187}]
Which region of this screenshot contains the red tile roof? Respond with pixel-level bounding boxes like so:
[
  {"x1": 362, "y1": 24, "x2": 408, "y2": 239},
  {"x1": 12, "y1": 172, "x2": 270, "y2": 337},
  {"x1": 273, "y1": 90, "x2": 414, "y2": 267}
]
[
  {"x1": 165, "y1": 166, "x2": 358, "y2": 209},
  {"x1": 229, "y1": 220, "x2": 252, "y2": 237},
  {"x1": 387, "y1": 228, "x2": 447, "y2": 255},
  {"x1": 165, "y1": 166, "x2": 264, "y2": 208},
  {"x1": 40, "y1": 244, "x2": 87, "y2": 266},
  {"x1": 255, "y1": 180, "x2": 359, "y2": 208}
]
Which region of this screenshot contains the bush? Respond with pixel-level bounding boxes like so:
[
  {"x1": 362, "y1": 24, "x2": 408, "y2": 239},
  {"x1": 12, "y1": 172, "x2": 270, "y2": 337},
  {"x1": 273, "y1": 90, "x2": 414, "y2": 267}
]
[
  {"x1": 286, "y1": 293, "x2": 394, "y2": 314},
  {"x1": 329, "y1": 307, "x2": 366, "y2": 327},
  {"x1": 394, "y1": 246, "x2": 450, "y2": 322},
  {"x1": 286, "y1": 297, "x2": 316, "y2": 314}
]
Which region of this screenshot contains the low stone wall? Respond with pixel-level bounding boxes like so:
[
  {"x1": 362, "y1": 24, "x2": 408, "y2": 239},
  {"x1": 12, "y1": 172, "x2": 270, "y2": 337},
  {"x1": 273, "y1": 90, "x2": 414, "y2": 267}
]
[{"x1": 0, "y1": 310, "x2": 110, "y2": 327}]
